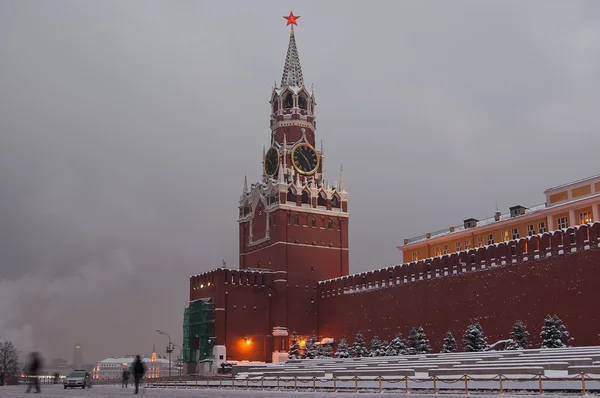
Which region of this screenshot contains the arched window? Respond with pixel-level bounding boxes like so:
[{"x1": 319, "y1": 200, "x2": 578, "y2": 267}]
[
  {"x1": 301, "y1": 190, "x2": 310, "y2": 205},
  {"x1": 298, "y1": 94, "x2": 307, "y2": 110},
  {"x1": 284, "y1": 93, "x2": 293, "y2": 108},
  {"x1": 272, "y1": 97, "x2": 279, "y2": 113},
  {"x1": 331, "y1": 194, "x2": 341, "y2": 208},
  {"x1": 328, "y1": 220, "x2": 333, "y2": 230},
  {"x1": 293, "y1": 215, "x2": 299, "y2": 225},
  {"x1": 318, "y1": 191, "x2": 327, "y2": 207},
  {"x1": 287, "y1": 188, "x2": 296, "y2": 203},
  {"x1": 311, "y1": 218, "x2": 316, "y2": 228}
]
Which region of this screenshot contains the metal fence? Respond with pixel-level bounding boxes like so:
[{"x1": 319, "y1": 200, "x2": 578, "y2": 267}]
[{"x1": 107, "y1": 373, "x2": 600, "y2": 394}]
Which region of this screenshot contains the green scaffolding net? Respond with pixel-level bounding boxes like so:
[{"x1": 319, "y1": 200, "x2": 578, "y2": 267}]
[{"x1": 182, "y1": 299, "x2": 215, "y2": 363}]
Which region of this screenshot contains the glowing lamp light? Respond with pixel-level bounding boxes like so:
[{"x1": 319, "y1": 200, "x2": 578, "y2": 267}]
[
  {"x1": 244, "y1": 336, "x2": 251, "y2": 345},
  {"x1": 299, "y1": 339, "x2": 306, "y2": 347}
]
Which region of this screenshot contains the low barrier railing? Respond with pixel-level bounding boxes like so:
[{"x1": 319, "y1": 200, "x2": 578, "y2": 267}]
[{"x1": 133, "y1": 372, "x2": 600, "y2": 394}]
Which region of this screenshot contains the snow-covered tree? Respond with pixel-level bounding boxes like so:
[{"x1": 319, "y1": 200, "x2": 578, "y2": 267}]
[
  {"x1": 288, "y1": 336, "x2": 301, "y2": 360},
  {"x1": 304, "y1": 336, "x2": 319, "y2": 359},
  {"x1": 389, "y1": 333, "x2": 407, "y2": 356},
  {"x1": 506, "y1": 320, "x2": 530, "y2": 350},
  {"x1": 369, "y1": 335, "x2": 383, "y2": 357},
  {"x1": 463, "y1": 322, "x2": 489, "y2": 352},
  {"x1": 380, "y1": 340, "x2": 390, "y2": 357},
  {"x1": 0, "y1": 341, "x2": 19, "y2": 386},
  {"x1": 415, "y1": 327, "x2": 432, "y2": 354},
  {"x1": 335, "y1": 338, "x2": 350, "y2": 358},
  {"x1": 441, "y1": 331, "x2": 456, "y2": 353},
  {"x1": 318, "y1": 342, "x2": 334, "y2": 358},
  {"x1": 540, "y1": 314, "x2": 571, "y2": 348},
  {"x1": 351, "y1": 332, "x2": 369, "y2": 357}
]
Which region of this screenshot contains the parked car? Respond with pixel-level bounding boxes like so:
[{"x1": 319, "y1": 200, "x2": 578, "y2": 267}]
[{"x1": 63, "y1": 370, "x2": 92, "y2": 389}]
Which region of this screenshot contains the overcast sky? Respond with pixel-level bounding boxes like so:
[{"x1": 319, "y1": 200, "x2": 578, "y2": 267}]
[{"x1": 1, "y1": 0, "x2": 599, "y2": 363}]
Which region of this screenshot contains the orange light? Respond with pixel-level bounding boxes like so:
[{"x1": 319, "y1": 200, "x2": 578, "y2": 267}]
[
  {"x1": 246, "y1": 339, "x2": 251, "y2": 345},
  {"x1": 299, "y1": 339, "x2": 306, "y2": 347}
]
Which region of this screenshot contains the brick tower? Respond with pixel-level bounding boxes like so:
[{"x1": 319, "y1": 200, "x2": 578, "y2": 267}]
[{"x1": 238, "y1": 12, "x2": 349, "y2": 361}]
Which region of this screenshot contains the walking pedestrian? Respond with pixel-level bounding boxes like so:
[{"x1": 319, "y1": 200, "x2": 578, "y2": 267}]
[{"x1": 131, "y1": 355, "x2": 146, "y2": 394}]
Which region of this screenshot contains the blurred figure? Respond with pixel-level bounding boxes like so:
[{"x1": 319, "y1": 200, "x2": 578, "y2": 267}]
[
  {"x1": 122, "y1": 367, "x2": 130, "y2": 388},
  {"x1": 24, "y1": 352, "x2": 43, "y2": 393},
  {"x1": 131, "y1": 355, "x2": 146, "y2": 394}
]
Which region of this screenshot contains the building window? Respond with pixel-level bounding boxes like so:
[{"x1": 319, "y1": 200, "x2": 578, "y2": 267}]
[
  {"x1": 434, "y1": 247, "x2": 441, "y2": 256},
  {"x1": 328, "y1": 220, "x2": 333, "y2": 230},
  {"x1": 487, "y1": 234, "x2": 494, "y2": 245},
  {"x1": 512, "y1": 228, "x2": 520, "y2": 240},
  {"x1": 580, "y1": 211, "x2": 592, "y2": 224},
  {"x1": 293, "y1": 215, "x2": 299, "y2": 225},
  {"x1": 477, "y1": 236, "x2": 484, "y2": 247},
  {"x1": 502, "y1": 231, "x2": 510, "y2": 242},
  {"x1": 464, "y1": 239, "x2": 471, "y2": 250},
  {"x1": 557, "y1": 216, "x2": 569, "y2": 229},
  {"x1": 442, "y1": 245, "x2": 449, "y2": 255},
  {"x1": 538, "y1": 222, "x2": 547, "y2": 234},
  {"x1": 412, "y1": 252, "x2": 419, "y2": 261},
  {"x1": 455, "y1": 242, "x2": 462, "y2": 252},
  {"x1": 311, "y1": 218, "x2": 316, "y2": 228},
  {"x1": 527, "y1": 224, "x2": 535, "y2": 236}
]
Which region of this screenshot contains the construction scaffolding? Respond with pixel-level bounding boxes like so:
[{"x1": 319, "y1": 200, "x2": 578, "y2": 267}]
[{"x1": 182, "y1": 299, "x2": 215, "y2": 364}]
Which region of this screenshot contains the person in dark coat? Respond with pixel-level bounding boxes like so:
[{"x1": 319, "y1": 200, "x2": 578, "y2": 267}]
[
  {"x1": 131, "y1": 355, "x2": 146, "y2": 394},
  {"x1": 24, "y1": 352, "x2": 42, "y2": 393},
  {"x1": 122, "y1": 368, "x2": 130, "y2": 388}
]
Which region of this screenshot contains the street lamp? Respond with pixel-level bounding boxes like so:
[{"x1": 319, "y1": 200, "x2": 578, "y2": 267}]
[
  {"x1": 156, "y1": 329, "x2": 173, "y2": 379},
  {"x1": 171, "y1": 343, "x2": 183, "y2": 376}
]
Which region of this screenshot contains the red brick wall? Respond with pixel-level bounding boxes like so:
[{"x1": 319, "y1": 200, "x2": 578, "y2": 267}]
[{"x1": 318, "y1": 223, "x2": 600, "y2": 352}]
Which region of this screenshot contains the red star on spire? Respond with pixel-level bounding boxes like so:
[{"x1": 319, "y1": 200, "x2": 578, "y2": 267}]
[{"x1": 283, "y1": 11, "x2": 300, "y2": 27}]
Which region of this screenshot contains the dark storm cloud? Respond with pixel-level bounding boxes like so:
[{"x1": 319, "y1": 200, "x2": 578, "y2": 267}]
[{"x1": 1, "y1": 0, "x2": 599, "y2": 362}]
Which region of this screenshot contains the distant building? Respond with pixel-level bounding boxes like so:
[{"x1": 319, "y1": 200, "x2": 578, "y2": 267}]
[
  {"x1": 92, "y1": 350, "x2": 173, "y2": 380},
  {"x1": 401, "y1": 174, "x2": 600, "y2": 262},
  {"x1": 72, "y1": 344, "x2": 83, "y2": 369}
]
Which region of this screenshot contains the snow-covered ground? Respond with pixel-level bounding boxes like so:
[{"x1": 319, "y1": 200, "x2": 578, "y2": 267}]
[{"x1": 0, "y1": 384, "x2": 585, "y2": 397}]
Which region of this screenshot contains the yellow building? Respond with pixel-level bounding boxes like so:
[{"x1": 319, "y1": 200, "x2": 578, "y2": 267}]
[{"x1": 400, "y1": 174, "x2": 600, "y2": 263}]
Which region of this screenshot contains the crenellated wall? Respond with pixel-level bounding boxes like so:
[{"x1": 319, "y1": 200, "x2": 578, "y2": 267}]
[
  {"x1": 189, "y1": 268, "x2": 278, "y2": 362},
  {"x1": 318, "y1": 222, "x2": 600, "y2": 351}
]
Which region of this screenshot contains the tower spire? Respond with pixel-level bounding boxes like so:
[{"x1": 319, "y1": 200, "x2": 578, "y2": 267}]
[
  {"x1": 340, "y1": 165, "x2": 346, "y2": 192},
  {"x1": 281, "y1": 12, "x2": 304, "y2": 88}
]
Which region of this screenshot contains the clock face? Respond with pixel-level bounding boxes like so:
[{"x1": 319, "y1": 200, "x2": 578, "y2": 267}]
[
  {"x1": 264, "y1": 146, "x2": 280, "y2": 176},
  {"x1": 292, "y1": 143, "x2": 320, "y2": 175}
]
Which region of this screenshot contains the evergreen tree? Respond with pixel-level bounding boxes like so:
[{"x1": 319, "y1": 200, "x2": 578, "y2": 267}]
[
  {"x1": 390, "y1": 333, "x2": 407, "y2": 356},
  {"x1": 506, "y1": 320, "x2": 530, "y2": 350},
  {"x1": 288, "y1": 336, "x2": 301, "y2": 360},
  {"x1": 463, "y1": 322, "x2": 489, "y2": 352},
  {"x1": 318, "y1": 342, "x2": 334, "y2": 358},
  {"x1": 0, "y1": 341, "x2": 19, "y2": 386},
  {"x1": 369, "y1": 335, "x2": 383, "y2": 357},
  {"x1": 351, "y1": 332, "x2": 369, "y2": 357},
  {"x1": 540, "y1": 314, "x2": 571, "y2": 348},
  {"x1": 407, "y1": 327, "x2": 418, "y2": 355},
  {"x1": 380, "y1": 340, "x2": 390, "y2": 357},
  {"x1": 304, "y1": 336, "x2": 319, "y2": 359},
  {"x1": 415, "y1": 327, "x2": 432, "y2": 354},
  {"x1": 441, "y1": 331, "x2": 457, "y2": 353},
  {"x1": 335, "y1": 338, "x2": 350, "y2": 358}
]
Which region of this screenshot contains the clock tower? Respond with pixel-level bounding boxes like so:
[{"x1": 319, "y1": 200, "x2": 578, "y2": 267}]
[{"x1": 238, "y1": 12, "x2": 349, "y2": 361}]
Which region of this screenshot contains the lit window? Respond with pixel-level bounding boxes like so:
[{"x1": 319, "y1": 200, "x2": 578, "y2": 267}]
[
  {"x1": 580, "y1": 211, "x2": 592, "y2": 224},
  {"x1": 557, "y1": 216, "x2": 569, "y2": 229},
  {"x1": 512, "y1": 228, "x2": 520, "y2": 240},
  {"x1": 411, "y1": 252, "x2": 419, "y2": 261},
  {"x1": 527, "y1": 224, "x2": 535, "y2": 236},
  {"x1": 538, "y1": 222, "x2": 547, "y2": 234},
  {"x1": 502, "y1": 231, "x2": 510, "y2": 242},
  {"x1": 464, "y1": 239, "x2": 471, "y2": 250},
  {"x1": 455, "y1": 242, "x2": 462, "y2": 252},
  {"x1": 434, "y1": 247, "x2": 441, "y2": 256},
  {"x1": 477, "y1": 236, "x2": 484, "y2": 247},
  {"x1": 442, "y1": 245, "x2": 449, "y2": 254}
]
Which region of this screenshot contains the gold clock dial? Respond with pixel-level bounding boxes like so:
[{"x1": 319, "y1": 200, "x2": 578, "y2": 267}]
[{"x1": 291, "y1": 143, "x2": 320, "y2": 175}]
